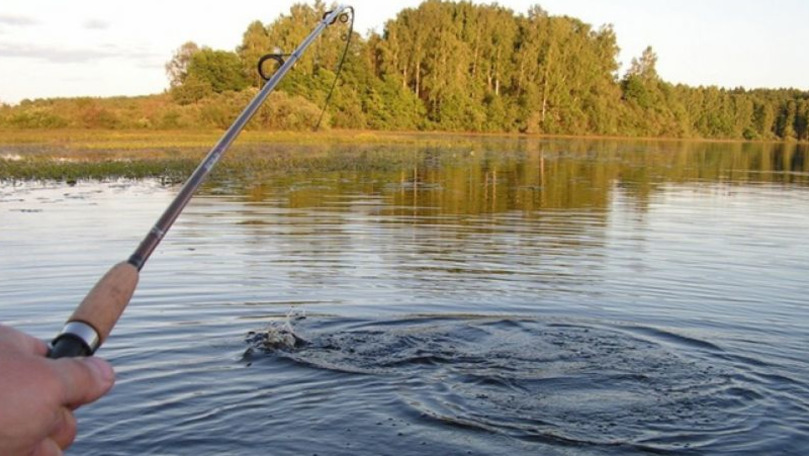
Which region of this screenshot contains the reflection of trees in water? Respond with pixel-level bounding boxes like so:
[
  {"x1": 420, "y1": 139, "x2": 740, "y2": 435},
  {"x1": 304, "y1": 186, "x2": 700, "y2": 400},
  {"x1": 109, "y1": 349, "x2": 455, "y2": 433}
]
[
  {"x1": 226, "y1": 191, "x2": 609, "y2": 305},
  {"x1": 197, "y1": 139, "x2": 808, "y2": 303},
  {"x1": 227, "y1": 139, "x2": 809, "y2": 215}
]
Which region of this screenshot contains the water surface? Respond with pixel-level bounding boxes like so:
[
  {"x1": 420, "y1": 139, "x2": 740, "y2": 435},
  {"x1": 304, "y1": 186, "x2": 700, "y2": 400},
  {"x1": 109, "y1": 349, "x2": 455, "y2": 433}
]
[{"x1": 2, "y1": 138, "x2": 808, "y2": 455}]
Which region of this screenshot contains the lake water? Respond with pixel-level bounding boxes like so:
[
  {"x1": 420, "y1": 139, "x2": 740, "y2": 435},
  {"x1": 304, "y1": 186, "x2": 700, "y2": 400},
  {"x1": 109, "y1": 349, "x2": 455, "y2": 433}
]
[{"x1": 2, "y1": 138, "x2": 809, "y2": 455}]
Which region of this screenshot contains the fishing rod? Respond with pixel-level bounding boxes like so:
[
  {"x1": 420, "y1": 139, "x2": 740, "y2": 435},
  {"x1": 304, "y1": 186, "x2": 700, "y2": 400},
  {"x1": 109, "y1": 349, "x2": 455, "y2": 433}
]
[{"x1": 48, "y1": 4, "x2": 354, "y2": 359}]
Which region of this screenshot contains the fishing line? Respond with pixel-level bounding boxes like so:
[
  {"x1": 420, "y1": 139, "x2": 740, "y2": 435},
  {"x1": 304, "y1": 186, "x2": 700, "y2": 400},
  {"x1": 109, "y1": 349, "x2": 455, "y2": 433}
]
[
  {"x1": 256, "y1": 8, "x2": 354, "y2": 132},
  {"x1": 314, "y1": 7, "x2": 355, "y2": 131}
]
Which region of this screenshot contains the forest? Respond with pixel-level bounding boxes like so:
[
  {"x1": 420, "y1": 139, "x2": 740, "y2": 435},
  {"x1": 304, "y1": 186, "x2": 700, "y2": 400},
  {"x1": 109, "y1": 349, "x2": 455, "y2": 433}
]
[{"x1": 2, "y1": 0, "x2": 808, "y2": 141}]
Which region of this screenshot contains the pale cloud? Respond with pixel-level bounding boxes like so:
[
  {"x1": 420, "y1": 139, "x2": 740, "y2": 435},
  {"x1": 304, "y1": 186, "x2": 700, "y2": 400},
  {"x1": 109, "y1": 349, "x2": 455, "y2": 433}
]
[
  {"x1": 0, "y1": 42, "x2": 116, "y2": 63},
  {"x1": 0, "y1": 14, "x2": 38, "y2": 26},
  {"x1": 0, "y1": 41, "x2": 159, "y2": 64},
  {"x1": 82, "y1": 19, "x2": 110, "y2": 30}
]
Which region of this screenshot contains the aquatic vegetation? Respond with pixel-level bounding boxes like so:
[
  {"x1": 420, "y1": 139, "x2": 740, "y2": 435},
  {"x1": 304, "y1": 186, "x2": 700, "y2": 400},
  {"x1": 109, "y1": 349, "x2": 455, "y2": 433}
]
[
  {"x1": 0, "y1": 130, "x2": 482, "y2": 182},
  {"x1": 2, "y1": 131, "x2": 808, "y2": 200},
  {"x1": 0, "y1": 129, "x2": 481, "y2": 149}
]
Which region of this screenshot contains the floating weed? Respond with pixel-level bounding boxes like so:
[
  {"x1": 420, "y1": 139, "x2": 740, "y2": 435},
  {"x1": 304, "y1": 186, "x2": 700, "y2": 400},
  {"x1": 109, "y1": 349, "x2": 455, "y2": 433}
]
[
  {"x1": 0, "y1": 129, "x2": 487, "y2": 150},
  {"x1": 0, "y1": 134, "x2": 439, "y2": 183},
  {"x1": 0, "y1": 155, "x2": 197, "y2": 182},
  {"x1": 0, "y1": 129, "x2": 521, "y2": 185}
]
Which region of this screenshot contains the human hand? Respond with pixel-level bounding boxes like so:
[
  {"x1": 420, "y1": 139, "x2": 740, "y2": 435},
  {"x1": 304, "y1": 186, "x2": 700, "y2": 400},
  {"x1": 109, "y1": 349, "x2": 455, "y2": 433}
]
[{"x1": 0, "y1": 324, "x2": 115, "y2": 456}]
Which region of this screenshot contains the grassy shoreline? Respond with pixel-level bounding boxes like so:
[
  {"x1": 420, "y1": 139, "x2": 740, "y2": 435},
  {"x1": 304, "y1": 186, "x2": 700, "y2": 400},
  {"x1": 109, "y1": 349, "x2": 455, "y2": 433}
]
[
  {"x1": 0, "y1": 129, "x2": 448, "y2": 182},
  {"x1": 2, "y1": 128, "x2": 804, "y2": 182},
  {"x1": 1, "y1": 128, "x2": 797, "y2": 150},
  {"x1": 0, "y1": 129, "x2": 493, "y2": 150}
]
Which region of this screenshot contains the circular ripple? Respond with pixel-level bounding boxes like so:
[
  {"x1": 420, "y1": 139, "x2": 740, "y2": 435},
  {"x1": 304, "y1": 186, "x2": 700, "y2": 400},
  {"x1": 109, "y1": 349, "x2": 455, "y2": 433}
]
[{"x1": 248, "y1": 316, "x2": 765, "y2": 452}]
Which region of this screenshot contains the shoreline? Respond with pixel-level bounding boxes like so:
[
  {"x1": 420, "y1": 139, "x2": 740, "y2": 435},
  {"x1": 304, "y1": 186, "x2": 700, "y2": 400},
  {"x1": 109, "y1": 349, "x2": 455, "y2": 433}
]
[{"x1": 0, "y1": 128, "x2": 803, "y2": 150}]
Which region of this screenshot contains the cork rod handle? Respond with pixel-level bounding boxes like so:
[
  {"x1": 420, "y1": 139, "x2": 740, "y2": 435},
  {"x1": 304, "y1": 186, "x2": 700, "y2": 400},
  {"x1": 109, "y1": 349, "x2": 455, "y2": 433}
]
[{"x1": 48, "y1": 262, "x2": 139, "y2": 358}]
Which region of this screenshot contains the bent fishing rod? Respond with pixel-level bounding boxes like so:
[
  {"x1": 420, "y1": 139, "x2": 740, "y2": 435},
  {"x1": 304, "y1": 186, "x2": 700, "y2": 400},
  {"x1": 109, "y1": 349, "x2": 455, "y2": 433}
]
[{"x1": 48, "y1": 5, "x2": 354, "y2": 359}]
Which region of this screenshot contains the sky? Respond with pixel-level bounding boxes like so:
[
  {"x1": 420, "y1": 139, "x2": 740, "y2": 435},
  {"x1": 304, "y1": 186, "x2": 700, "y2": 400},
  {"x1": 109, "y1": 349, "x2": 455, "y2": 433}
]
[{"x1": 1, "y1": 0, "x2": 807, "y2": 105}]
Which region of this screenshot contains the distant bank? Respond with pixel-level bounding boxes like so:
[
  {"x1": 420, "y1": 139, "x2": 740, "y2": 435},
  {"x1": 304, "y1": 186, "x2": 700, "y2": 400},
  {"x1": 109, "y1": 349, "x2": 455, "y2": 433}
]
[{"x1": 2, "y1": 2, "x2": 808, "y2": 142}]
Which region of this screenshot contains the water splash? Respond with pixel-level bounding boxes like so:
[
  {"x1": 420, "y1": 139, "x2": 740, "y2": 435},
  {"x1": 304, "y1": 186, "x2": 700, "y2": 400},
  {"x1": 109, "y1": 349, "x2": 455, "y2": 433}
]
[{"x1": 244, "y1": 309, "x2": 308, "y2": 352}]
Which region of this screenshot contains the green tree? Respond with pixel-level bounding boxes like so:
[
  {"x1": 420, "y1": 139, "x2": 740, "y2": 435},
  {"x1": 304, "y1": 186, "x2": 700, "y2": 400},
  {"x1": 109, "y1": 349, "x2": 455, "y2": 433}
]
[
  {"x1": 777, "y1": 100, "x2": 797, "y2": 139},
  {"x1": 795, "y1": 100, "x2": 809, "y2": 141},
  {"x1": 627, "y1": 46, "x2": 659, "y2": 81},
  {"x1": 753, "y1": 101, "x2": 776, "y2": 139},
  {"x1": 619, "y1": 46, "x2": 688, "y2": 137},
  {"x1": 238, "y1": 21, "x2": 273, "y2": 88},
  {"x1": 171, "y1": 73, "x2": 213, "y2": 105},
  {"x1": 185, "y1": 48, "x2": 250, "y2": 94},
  {"x1": 165, "y1": 42, "x2": 200, "y2": 88},
  {"x1": 621, "y1": 46, "x2": 659, "y2": 109}
]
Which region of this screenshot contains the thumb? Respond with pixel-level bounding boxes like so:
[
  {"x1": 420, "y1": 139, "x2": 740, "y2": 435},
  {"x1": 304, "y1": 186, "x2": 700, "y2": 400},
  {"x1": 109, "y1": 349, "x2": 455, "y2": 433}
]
[{"x1": 52, "y1": 356, "x2": 115, "y2": 408}]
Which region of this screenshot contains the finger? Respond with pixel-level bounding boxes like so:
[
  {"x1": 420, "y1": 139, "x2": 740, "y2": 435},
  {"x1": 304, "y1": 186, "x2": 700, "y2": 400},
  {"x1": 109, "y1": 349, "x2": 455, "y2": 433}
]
[
  {"x1": 49, "y1": 407, "x2": 78, "y2": 450},
  {"x1": 0, "y1": 323, "x2": 49, "y2": 355},
  {"x1": 30, "y1": 438, "x2": 64, "y2": 456},
  {"x1": 52, "y1": 356, "x2": 115, "y2": 407}
]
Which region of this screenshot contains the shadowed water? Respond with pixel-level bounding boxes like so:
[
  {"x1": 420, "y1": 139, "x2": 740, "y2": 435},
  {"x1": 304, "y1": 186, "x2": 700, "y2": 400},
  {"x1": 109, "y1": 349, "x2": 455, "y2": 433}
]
[{"x1": 1, "y1": 138, "x2": 809, "y2": 455}]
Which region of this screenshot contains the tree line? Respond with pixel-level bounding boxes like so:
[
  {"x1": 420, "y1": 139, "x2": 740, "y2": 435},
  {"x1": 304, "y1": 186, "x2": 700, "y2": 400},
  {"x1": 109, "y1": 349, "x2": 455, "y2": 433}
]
[{"x1": 2, "y1": 0, "x2": 808, "y2": 141}]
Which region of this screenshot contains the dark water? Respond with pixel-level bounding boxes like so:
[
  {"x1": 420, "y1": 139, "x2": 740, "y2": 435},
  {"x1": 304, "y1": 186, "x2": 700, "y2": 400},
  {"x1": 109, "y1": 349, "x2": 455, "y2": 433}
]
[{"x1": 2, "y1": 139, "x2": 809, "y2": 455}]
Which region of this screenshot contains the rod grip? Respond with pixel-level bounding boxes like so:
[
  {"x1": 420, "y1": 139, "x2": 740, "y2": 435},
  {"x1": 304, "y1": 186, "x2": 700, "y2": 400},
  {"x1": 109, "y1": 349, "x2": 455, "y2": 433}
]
[
  {"x1": 49, "y1": 262, "x2": 139, "y2": 358},
  {"x1": 49, "y1": 334, "x2": 93, "y2": 358}
]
